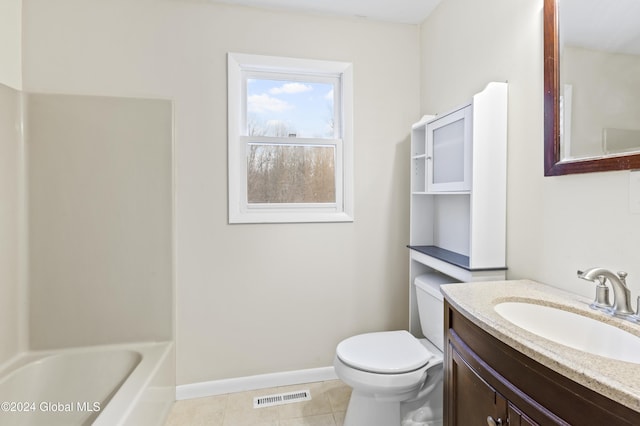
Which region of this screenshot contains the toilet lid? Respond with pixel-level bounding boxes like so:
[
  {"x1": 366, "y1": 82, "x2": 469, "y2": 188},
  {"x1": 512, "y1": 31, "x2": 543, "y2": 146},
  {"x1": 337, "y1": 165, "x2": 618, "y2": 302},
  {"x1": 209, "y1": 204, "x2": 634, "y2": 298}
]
[{"x1": 336, "y1": 331, "x2": 432, "y2": 374}]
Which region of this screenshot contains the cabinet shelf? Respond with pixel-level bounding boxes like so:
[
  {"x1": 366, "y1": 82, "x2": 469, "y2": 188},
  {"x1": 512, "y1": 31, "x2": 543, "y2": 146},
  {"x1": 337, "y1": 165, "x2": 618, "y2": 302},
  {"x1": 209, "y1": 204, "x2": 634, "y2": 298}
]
[
  {"x1": 409, "y1": 245, "x2": 469, "y2": 269},
  {"x1": 412, "y1": 191, "x2": 471, "y2": 196},
  {"x1": 408, "y1": 245, "x2": 507, "y2": 272}
]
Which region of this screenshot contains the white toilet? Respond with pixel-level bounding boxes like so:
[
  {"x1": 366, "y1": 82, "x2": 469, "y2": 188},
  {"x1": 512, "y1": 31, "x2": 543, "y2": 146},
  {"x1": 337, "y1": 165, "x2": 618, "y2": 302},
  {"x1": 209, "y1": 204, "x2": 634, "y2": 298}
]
[{"x1": 334, "y1": 272, "x2": 454, "y2": 426}]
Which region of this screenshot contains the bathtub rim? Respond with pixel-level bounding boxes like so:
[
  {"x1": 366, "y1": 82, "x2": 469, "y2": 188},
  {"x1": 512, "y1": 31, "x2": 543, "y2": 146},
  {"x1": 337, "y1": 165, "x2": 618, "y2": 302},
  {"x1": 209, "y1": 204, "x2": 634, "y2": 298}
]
[
  {"x1": 0, "y1": 340, "x2": 170, "y2": 375},
  {"x1": 0, "y1": 341, "x2": 174, "y2": 426}
]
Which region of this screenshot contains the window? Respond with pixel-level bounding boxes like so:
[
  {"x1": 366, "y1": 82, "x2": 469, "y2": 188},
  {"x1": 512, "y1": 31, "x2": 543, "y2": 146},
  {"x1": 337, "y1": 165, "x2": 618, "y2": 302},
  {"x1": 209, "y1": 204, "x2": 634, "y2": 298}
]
[{"x1": 228, "y1": 53, "x2": 353, "y2": 223}]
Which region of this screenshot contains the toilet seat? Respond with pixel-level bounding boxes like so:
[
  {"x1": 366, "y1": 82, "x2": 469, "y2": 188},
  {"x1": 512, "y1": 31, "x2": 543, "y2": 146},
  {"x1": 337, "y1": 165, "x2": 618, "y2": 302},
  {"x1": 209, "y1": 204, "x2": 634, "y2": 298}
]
[{"x1": 336, "y1": 331, "x2": 432, "y2": 374}]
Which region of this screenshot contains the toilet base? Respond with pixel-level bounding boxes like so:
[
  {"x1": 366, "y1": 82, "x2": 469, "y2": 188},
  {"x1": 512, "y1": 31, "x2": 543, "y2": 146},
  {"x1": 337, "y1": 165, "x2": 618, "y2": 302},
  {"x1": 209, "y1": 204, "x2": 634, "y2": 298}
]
[
  {"x1": 401, "y1": 379, "x2": 443, "y2": 425},
  {"x1": 343, "y1": 390, "x2": 402, "y2": 426},
  {"x1": 343, "y1": 379, "x2": 443, "y2": 426}
]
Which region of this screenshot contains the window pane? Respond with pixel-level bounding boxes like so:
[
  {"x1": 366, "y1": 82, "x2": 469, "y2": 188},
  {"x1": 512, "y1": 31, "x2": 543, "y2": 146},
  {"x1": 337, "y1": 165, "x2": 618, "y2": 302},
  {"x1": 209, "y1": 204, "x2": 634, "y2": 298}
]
[
  {"x1": 246, "y1": 78, "x2": 335, "y2": 138},
  {"x1": 247, "y1": 144, "x2": 336, "y2": 204}
]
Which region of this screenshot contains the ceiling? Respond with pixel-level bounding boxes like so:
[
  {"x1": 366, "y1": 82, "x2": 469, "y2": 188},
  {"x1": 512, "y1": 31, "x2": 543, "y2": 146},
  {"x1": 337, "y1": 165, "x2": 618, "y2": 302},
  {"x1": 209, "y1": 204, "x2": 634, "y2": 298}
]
[{"x1": 207, "y1": 0, "x2": 443, "y2": 24}]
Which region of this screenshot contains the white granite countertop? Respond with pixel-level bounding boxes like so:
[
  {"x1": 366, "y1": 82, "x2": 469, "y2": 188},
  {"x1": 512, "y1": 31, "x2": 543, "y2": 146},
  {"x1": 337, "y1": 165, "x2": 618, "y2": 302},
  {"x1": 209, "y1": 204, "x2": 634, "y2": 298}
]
[{"x1": 440, "y1": 279, "x2": 640, "y2": 413}]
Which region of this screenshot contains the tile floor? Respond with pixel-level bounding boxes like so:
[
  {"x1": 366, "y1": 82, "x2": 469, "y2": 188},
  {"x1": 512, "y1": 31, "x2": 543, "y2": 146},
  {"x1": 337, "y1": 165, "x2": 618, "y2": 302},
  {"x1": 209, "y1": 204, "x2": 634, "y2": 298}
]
[{"x1": 164, "y1": 380, "x2": 352, "y2": 426}]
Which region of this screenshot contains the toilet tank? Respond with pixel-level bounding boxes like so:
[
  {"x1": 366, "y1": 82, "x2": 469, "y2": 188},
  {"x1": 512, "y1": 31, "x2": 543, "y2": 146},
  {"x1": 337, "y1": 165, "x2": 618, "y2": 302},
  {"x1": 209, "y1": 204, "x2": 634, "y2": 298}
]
[{"x1": 414, "y1": 272, "x2": 459, "y2": 352}]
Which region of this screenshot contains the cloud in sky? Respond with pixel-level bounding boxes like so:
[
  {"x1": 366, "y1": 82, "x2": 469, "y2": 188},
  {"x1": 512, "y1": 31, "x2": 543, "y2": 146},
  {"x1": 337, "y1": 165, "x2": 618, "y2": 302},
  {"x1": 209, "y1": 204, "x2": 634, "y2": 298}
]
[
  {"x1": 269, "y1": 82, "x2": 313, "y2": 95},
  {"x1": 247, "y1": 79, "x2": 334, "y2": 137},
  {"x1": 324, "y1": 88, "x2": 334, "y2": 100},
  {"x1": 248, "y1": 94, "x2": 293, "y2": 114}
]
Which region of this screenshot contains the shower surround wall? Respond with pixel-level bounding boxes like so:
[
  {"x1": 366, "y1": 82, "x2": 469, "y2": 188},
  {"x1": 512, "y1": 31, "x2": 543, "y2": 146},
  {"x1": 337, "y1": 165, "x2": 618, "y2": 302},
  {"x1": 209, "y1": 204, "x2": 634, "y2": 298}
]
[
  {"x1": 26, "y1": 93, "x2": 173, "y2": 349},
  {"x1": 0, "y1": 0, "x2": 23, "y2": 366},
  {"x1": 0, "y1": 84, "x2": 23, "y2": 364},
  {"x1": 0, "y1": 0, "x2": 22, "y2": 89}
]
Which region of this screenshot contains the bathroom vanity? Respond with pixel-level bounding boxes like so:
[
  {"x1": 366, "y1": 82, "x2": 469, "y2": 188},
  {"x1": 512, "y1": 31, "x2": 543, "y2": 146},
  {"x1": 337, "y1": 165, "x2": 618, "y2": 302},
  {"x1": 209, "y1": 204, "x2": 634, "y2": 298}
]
[{"x1": 442, "y1": 280, "x2": 640, "y2": 425}]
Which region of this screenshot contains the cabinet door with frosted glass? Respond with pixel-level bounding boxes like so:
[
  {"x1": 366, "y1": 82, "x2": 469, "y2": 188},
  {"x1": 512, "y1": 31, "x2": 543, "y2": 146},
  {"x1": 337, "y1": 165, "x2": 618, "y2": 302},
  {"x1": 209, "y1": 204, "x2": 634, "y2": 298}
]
[{"x1": 426, "y1": 105, "x2": 472, "y2": 192}]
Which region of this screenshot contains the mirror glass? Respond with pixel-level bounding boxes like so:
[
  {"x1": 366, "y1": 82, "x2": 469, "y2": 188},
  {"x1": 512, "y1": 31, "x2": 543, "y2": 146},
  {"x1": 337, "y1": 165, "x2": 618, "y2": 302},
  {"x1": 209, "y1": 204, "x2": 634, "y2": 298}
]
[
  {"x1": 544, "y1": 0, "x2": 640, "y2": 175},
  {"x1": 560, "y1": 0, "x2": 640, "y2": 159}
]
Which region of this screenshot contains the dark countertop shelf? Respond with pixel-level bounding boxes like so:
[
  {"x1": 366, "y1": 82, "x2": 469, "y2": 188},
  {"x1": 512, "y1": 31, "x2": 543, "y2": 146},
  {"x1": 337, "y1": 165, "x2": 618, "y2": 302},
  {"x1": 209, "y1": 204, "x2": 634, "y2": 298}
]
[{"x1": 407, "y1": 245, "x2": 507, "y2": 272}]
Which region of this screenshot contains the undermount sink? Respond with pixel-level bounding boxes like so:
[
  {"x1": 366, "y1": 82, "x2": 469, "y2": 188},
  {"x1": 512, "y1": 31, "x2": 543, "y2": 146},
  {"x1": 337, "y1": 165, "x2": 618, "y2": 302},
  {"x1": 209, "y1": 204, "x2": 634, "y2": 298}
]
[{"x1": 494, "y1": 302, "x2": 640, "y2": 364}]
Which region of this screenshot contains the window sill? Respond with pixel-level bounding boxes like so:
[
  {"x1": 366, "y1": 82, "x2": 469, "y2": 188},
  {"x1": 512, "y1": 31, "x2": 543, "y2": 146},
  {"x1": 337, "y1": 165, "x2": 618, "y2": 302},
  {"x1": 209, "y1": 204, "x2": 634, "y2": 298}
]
[{"x1": 229, "y1": 211, "x2": 354, "y2": 224}]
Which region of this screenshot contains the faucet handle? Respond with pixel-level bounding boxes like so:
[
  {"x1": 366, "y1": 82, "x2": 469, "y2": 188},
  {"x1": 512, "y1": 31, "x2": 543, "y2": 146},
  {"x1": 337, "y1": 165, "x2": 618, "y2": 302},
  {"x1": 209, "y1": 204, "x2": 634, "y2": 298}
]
[
  {"x1": 591, "y1": 277, "x2": 611, "y2": 309},
  {"x1": 618, "y1": 271, "x2": 628, "y2": 285}
]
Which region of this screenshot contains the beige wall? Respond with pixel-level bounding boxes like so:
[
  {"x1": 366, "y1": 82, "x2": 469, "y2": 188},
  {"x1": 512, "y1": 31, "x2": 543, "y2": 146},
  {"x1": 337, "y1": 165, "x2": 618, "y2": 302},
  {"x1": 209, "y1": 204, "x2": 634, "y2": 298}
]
[
  {"x1": 21, "y1": 0, "x2": 637, "y2": 389},
  {"x1": 0, "y1": 83, "x2": 24, "y2": 364},
  {"x1": 0, "y1": 0, "x2": 22, "y2": 89},
  {"x1": 27, "y1": 93, "x2": 173, "y2": 349},
  {"x1": 421, "y1": 0, "x2": 640, "y2": 298},
  {"x1": 22, "y1": 0, "x2": 420, "y2": 384}
]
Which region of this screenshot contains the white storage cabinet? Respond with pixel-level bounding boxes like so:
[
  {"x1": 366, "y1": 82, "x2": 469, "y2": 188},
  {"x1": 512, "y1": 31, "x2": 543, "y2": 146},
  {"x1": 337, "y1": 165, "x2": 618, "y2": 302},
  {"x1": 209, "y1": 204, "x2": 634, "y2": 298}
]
[{"x1": 408, "y1": 82, "x2": 508, "y2": 336}]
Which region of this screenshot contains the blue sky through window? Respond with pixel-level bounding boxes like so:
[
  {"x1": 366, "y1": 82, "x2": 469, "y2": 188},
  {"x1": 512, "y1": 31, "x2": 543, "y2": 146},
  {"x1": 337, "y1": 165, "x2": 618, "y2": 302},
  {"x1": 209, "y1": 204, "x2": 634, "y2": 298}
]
[{"x1": 246, "y1": 78, "x2": 335, "y2": 138}]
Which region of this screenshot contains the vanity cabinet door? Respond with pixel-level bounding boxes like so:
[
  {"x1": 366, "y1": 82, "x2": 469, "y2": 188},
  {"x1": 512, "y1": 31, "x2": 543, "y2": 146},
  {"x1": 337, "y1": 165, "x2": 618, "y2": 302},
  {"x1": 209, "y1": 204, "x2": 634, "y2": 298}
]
[
  {"x1": 448, "y1": 344, "x2": 507, "y2": 425},
  {"x1": 508, "y1": 404, "x2": 538, "y2": 426}
]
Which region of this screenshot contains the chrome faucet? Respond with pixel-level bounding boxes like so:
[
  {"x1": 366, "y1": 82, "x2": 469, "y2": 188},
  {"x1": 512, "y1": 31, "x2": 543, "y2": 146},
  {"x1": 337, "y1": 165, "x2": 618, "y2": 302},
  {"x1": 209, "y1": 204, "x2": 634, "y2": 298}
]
[{"x1": 577, "y1": 268, "x2": 636, "y2": 317}]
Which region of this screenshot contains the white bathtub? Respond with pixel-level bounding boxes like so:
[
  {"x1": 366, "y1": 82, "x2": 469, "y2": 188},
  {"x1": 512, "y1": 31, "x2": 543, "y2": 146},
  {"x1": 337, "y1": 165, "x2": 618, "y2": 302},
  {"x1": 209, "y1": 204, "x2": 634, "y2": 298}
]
[{"x1": 0, "y1": 342, "x2": 174, "y2": 426}]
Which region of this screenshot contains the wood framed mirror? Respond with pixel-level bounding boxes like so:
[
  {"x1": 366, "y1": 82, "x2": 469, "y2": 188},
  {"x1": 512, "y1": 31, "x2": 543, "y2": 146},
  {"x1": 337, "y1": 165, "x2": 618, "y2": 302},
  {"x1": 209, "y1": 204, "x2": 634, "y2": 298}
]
[{"x1": 544, "y1": 0, "x2": 640, "y2": 176}]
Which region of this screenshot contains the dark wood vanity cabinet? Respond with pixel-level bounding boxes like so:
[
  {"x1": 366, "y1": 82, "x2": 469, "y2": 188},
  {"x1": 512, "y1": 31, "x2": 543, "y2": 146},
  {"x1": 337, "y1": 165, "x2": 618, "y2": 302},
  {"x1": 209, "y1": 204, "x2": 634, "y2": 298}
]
[
  {"x1": 448, "y1": 344, "x2": 537, "y2": 426},
  {"x1": 444, "y1": 300, "x2": 640, "y2": 426},
  {"x1": 449, "y1": 342, "x2": 538, "y2": 426}
]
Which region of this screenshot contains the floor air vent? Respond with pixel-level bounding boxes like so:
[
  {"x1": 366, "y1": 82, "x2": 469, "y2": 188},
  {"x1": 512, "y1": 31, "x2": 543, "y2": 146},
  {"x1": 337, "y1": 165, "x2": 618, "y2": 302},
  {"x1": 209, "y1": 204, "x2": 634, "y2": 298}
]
[{"x1": 253, "y1": 389, "x2": 311, "y2": 408}]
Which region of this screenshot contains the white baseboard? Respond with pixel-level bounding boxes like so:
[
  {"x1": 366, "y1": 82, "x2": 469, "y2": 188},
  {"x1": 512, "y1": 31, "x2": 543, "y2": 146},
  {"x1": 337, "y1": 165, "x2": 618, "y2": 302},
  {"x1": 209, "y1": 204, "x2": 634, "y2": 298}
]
[{"x1": 176, "y1": 366, "x2": 338, "y2": 400}]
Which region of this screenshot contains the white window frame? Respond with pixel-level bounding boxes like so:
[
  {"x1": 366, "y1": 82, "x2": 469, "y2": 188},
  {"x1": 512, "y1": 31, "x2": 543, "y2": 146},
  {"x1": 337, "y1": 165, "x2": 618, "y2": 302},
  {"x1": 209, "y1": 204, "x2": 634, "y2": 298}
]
[{"x1": 228, "y1": 52, "x2": 354, "y2": 224}]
